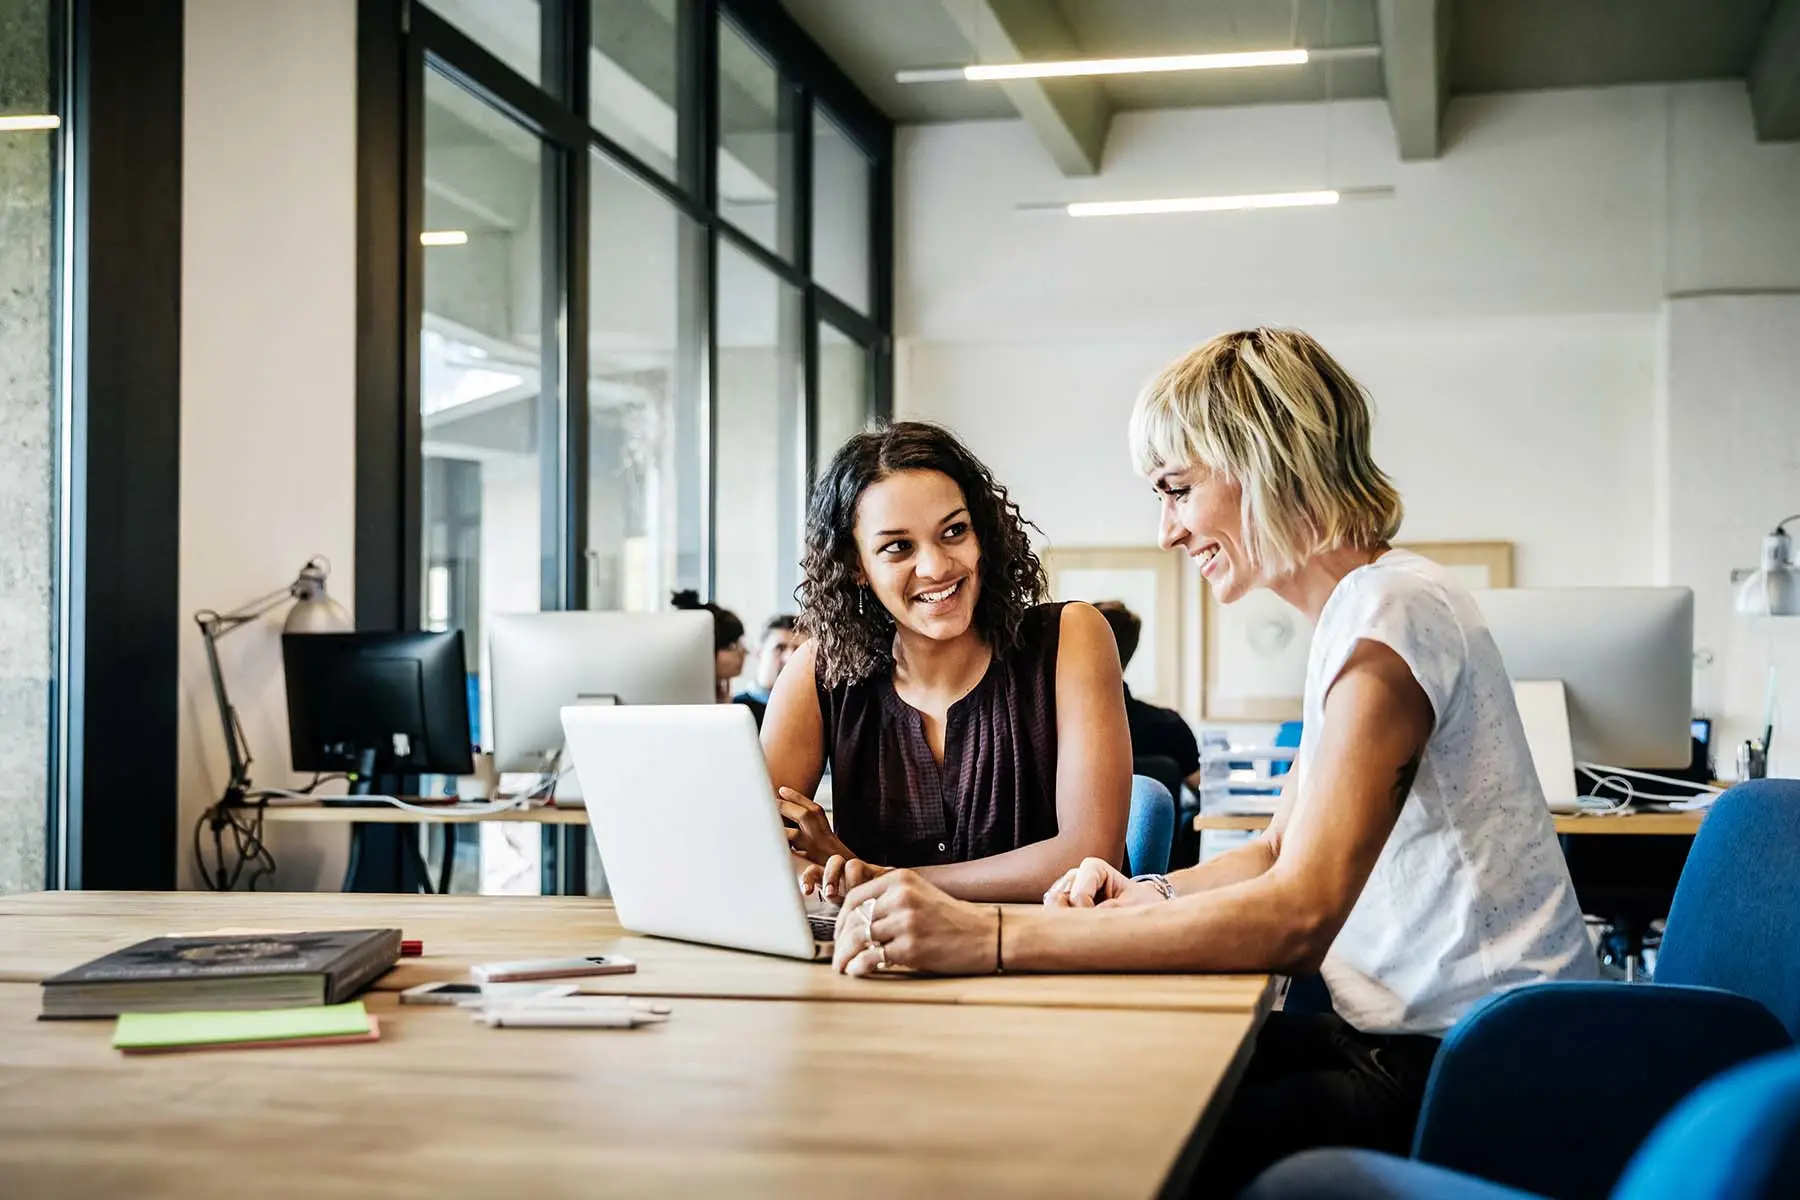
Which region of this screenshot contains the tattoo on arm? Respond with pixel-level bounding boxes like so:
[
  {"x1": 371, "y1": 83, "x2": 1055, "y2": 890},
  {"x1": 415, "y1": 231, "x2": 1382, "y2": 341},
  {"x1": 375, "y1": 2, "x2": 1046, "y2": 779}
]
[{"x1": 1391, "y1": 753, "x2": 1422, "y2": 812}]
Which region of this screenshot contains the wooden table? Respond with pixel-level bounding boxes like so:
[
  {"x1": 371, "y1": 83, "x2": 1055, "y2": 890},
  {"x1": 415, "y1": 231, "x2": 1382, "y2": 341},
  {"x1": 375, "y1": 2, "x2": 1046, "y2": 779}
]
[
  {"x1": 0, "y1": 892, "x2": 1272, "y2": 1013},
  {"x1": 1195, "y1": 809, "x2": 1707, "y2": 836},
  {"x1": 0, "y1": 893, "x2": 1273, "y2": 1199}
]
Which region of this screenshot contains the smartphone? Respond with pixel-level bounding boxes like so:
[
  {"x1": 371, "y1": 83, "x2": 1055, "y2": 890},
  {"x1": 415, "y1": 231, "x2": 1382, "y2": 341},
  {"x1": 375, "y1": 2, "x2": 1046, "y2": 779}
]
[
  {"x1": 471, "y1": 955, "x2": 637, "y2": 984},
  {"x1": 399, "y1": 980, "x2": 578, "y2": 1005}
]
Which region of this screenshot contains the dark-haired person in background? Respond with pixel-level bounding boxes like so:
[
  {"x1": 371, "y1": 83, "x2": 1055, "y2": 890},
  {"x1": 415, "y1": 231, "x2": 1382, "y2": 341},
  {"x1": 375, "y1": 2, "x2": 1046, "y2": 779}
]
[
  {"x1": 733, "y1": 614, "x2": 806, "y2": 728},
  {"x1": 670, "y1": 589, "x2": 746, "y2": 704},
  {"x1": 1092, "y1": 601, "x2": 1201, "y2": 791},
  {"x1": 761, "y1": 420, "x2": 1136, "y2": 904}
]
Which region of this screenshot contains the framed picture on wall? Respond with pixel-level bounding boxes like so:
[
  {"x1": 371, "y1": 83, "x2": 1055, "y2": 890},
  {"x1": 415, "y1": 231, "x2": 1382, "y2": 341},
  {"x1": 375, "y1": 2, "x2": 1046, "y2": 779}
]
[
  {"x1": 1199, "y1": 540, "x2": 1516, "y2": 721},
  {"x1": 1041, "y1": 546, "x2": 1183, "y2": 709},
  {"x1": 1398, "y1": 540, "x2": 1514, "y2": 589},
  {"x1": 1203, "y1": 587, "x2": 1309, "y2": 722}
]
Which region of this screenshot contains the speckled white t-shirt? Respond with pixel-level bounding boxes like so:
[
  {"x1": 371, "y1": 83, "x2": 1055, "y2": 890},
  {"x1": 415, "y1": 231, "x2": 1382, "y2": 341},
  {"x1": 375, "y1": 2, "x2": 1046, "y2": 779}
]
[{"x1": 1299, "y1": 549, "x2": 1596, "y2": 1036}]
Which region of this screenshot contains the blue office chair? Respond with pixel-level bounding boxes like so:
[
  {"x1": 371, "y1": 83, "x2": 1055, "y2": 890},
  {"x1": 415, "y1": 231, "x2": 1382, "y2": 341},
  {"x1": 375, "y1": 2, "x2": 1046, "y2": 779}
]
[
  {"x1": 1403, "y1": 778, "x2": 1800, "y2": 1199},
  {"x1": 1270, "y1": 719, "x2": 1302, "y2": 777},
  {"x1": 1125, "y1": 773, "x2": 1175, "y2": 876},
  {"x1": 1241, "y1": 1048, "x2": 1800, "y2": 1200}
]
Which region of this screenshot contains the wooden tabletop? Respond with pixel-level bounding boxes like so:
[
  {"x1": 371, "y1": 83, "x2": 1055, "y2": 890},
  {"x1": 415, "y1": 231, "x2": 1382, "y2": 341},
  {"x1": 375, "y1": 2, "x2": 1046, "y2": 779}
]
[
  {"x1": 0, "y1": 892, "x2": 1273, "y2": 1014},
  {"x1": 1195, "y1": 809, "x2": 1707, "y2": 836},
  {"x1": 0, "y1": 983, "x2": 1257, "y2": 1199},
  {"x1": 0, "y1": 892, "x2": 1272, "y2": 1199},
  {"x1": 259, "y1": 801, "x2": 589, "y2": 824}
]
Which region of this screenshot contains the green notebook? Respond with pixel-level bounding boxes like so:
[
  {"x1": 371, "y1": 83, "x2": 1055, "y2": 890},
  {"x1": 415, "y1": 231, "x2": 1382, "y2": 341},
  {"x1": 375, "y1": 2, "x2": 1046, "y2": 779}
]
[{"x1": 113, "y1": 1001, "x2": 372, "y2": 1050}]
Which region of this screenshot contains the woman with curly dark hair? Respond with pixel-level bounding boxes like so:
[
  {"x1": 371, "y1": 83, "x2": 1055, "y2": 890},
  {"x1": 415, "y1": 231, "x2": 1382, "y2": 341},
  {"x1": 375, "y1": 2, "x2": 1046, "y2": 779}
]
[{"x1": 760, "y1": 420, "x2": 1134, "y2": 904}]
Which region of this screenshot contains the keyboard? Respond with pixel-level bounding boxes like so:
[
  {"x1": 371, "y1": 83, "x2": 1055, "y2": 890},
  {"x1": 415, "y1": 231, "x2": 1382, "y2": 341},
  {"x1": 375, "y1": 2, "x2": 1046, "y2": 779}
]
[{"x1": 808, "y1": 913, "x2": 838, "y2": 942}]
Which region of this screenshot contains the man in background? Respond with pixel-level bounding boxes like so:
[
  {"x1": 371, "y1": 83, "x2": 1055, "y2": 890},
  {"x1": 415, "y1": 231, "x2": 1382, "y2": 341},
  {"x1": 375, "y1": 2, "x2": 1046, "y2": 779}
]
[
  {"x1": 1094, "y1": 600, "x2": 1200, "y2": 791},
  {"x1": 734, "y1": 614, "x2": 806, "y2": 728}
]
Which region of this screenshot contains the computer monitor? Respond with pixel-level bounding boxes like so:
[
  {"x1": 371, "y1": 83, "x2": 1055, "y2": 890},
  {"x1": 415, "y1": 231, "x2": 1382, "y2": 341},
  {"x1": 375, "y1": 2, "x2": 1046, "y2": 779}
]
[
  {"x1": 283, "y1": 631, "x2": 475, "y2": 780},
  {"x1": 488, "y1": 611, "x2": 715, "y2": 773},
  {"x1": 1469, "y1": 588, "x2": 1694, "y2": 769}
]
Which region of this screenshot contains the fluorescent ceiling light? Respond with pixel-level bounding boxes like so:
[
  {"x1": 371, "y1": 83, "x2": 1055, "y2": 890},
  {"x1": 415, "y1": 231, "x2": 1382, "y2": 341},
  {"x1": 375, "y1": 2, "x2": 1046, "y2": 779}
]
[
  {"x1": 420, "y1": 230, "x2": 470, "y2": 246},
  {"x1": 1069, "y1": 190, "x2": 1340, "y2": 217},
  {"x1": 1020, "y1": 186, "x2": 1395, "y2": 218},
  {"x1": 896, "y1": 46, "x2": 1376, "y2": 84},
  {"x1": 0, "y1": 114, "x2": 60, "y2": 132}
]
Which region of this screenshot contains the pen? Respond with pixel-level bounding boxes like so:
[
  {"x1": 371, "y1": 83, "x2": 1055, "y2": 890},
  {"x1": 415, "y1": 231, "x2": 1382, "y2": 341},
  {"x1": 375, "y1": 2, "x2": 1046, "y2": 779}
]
[{"x1": 479, "y1": 1008, "x2": 663, "y2": 1029}]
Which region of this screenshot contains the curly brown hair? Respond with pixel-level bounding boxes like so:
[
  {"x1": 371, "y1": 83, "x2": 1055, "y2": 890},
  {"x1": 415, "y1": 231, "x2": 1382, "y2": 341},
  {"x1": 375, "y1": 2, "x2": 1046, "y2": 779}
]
[{"x1": 798, "y1": 421, "x2": 1047, "y2": 688}]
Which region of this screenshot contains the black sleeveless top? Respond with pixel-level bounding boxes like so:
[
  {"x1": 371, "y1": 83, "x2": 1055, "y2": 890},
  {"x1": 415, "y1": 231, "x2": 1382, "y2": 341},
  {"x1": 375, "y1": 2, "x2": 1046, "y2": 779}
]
[{"x1": 817, "y1": 603, "x2": 1065, "y2": 868}]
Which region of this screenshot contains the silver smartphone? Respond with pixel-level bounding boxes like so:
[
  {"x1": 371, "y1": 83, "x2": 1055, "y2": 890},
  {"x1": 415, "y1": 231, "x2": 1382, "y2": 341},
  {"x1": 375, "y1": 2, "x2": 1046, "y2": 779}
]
[{"x1": 399, "y1": 980, "x2": 580, "y2": 1005}]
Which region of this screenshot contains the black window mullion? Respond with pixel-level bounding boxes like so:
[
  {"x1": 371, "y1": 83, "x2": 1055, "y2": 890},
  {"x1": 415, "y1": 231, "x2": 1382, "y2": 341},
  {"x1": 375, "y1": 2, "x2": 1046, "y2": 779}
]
[
  {"x1": 714, "y1": 218, "x2": 806, "y2": 290},
  {"x1": 413, "y1": 5, "x2": 587, "y2": 149},
  {"x1": 792, "y1": 86, "x2": 812, "y2": 280},
  {"x1": 681, "y1": 0, "x2": 712, "y2": 208},
  {"x1": 400, "y1": 33, "x2": 427, "y2": 629},
  {"x1": 802, "y1": 288, "x2": 820, "y2": 485},
  {"x1": 564, "y1": 0, "x2": 591, "y2": 609}
]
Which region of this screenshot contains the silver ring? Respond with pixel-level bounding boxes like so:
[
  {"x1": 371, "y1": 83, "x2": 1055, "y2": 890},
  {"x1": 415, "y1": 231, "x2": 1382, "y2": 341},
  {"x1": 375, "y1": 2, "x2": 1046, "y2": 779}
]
[{"x1": 859, "y1": 897, "x2": 876, "y2": 945}]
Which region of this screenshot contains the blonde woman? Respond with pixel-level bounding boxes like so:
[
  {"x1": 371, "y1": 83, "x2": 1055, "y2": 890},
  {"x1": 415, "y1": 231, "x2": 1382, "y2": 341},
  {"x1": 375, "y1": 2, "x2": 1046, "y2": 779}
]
[{"x1": 826, "y1": 328, "x2": 1595, "y2": 1193}]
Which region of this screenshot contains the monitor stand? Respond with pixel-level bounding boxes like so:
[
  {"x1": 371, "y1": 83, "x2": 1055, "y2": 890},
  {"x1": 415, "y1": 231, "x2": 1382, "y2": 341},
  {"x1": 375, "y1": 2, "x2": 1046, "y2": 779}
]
[{"x1": 322, "y1": 748, "x2": 434, "y2": 893}]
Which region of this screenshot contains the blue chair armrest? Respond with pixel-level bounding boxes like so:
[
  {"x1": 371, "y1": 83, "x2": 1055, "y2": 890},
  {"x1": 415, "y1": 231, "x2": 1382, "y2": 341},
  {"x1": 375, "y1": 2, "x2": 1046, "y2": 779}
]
[
  {"x1": 1242, "y1": 1149, "x2": 1542, "y2": 1200},
  {"x1": 1413, "y1": 981, "x2": 1793, "y2": 1200}
]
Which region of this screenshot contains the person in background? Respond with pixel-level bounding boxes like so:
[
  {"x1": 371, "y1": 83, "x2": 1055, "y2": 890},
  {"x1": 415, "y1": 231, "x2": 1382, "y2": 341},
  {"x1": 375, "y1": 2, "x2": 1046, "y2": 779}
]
[
  {"x1": 826, "y1": 329, "x2": 1596, "y2": 1196},
  {"x1": 760, "y1": 420, "x2": 1135, "y2": 905},
  {"x1": 1093, "y1": 600, "x2": 1201, "y2": 790},
  {"x1": 733, "y1": 614, "x2": 806, "y2": 729},
  {"x1": 671, "y1": 589, "x2": 746, "y2": 704}
]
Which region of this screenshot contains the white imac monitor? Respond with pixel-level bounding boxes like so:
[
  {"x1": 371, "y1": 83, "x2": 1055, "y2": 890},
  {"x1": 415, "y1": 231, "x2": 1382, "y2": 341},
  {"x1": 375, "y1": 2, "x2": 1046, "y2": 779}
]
[
  {"x1": 488, "y1": 611, "x2": 716, "y2": 773},
  {"x1": 1469, "y1": 588, "x2": 1694, "y2": 769}
]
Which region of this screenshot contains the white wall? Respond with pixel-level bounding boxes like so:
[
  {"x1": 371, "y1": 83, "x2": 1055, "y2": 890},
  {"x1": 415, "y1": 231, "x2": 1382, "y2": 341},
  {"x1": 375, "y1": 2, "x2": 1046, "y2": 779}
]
[
  {"x1": 179, "y1": 0, "x2": 358, "y2": 889},
  {"x1": 896, "y1": 82, "x2": 1800, "y2": 745},
  {"x1": 1663, "y1": 295, "x2": 1800, "y2": 776}
]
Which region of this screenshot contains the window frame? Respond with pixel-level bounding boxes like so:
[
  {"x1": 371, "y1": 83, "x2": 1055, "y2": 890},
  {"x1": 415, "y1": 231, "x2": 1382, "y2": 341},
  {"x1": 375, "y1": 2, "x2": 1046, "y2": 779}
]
[{"x1": 356, "y1": 0, "x2": 893, "y2": 889}]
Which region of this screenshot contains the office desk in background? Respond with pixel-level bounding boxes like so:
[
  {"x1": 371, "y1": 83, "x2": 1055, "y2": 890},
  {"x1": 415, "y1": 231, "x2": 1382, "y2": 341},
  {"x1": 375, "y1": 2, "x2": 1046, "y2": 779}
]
[
  {"x1": 0, "y1": 892, "x2": 1274, "y2": 1199},
  {"x1": 258, "y1": 801, "x2": 590, "y2": 895},
  {"x1": 1194, "y1": 810, "x2": 1708, "y2": 836}
]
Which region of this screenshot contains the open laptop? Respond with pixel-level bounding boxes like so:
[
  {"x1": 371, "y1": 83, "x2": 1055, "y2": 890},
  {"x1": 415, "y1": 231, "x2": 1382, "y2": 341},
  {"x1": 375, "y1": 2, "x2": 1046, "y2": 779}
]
[{"x1": 558, "y1": 704, "x2": 837, "y2": 961}]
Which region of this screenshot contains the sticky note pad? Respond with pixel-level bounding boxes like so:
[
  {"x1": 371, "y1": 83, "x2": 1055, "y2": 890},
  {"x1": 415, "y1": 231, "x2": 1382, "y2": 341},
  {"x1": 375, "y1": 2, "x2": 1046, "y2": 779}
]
[{"x1": 114, "y1": 1001, "x2": 373, "y2": 1051}]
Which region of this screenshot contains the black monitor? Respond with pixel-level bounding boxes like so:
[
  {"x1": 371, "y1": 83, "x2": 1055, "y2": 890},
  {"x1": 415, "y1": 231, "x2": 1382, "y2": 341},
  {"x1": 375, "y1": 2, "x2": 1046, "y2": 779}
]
[{"x1": 282, "y1": 631, "x2": 475, "y2": 784}]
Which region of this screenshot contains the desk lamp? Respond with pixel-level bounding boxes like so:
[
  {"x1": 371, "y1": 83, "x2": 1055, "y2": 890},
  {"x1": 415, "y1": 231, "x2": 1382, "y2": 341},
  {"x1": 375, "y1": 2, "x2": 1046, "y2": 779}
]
[
  {"x1": 195, "y1": 557, "x2": 352, "y2": 811},
  {"x1": 1735, "y1": 514, "x2": 1799, "y2": 618},
  {"x1": 1733, "y1": 514, "x2": 1798, "y2": 778}
]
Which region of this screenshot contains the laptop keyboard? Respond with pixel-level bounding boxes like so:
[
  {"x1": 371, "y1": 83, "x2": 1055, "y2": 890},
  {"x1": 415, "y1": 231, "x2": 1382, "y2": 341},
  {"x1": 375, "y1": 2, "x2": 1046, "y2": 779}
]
[{"x1": 808, "y1": 914, "x2": 838, "y2": 942}]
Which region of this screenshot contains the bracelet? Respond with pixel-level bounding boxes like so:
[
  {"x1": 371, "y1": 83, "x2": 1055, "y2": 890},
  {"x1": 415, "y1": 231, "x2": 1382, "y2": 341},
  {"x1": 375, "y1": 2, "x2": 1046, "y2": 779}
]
[
  {"x1": 994, "y1": 905, "x2": 1005, "y2": 975},
  {"x1": 1131, "y1": 873, "x2": 1176, "y2": 901}
]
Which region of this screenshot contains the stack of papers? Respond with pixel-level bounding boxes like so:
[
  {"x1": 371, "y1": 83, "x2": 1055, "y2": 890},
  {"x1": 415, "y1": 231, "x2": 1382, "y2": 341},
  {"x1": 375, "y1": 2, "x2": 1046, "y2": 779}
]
[{"x1": 112, "y1": 1001, "x2": 379, "y2": 1054}]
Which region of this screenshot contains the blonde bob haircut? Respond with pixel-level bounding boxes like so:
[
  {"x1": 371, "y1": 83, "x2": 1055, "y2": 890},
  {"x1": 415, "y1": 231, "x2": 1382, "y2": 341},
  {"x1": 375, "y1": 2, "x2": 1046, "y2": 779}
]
[{"x1": 1130, "y1": 327, "x2": 1403, "y2": 579}]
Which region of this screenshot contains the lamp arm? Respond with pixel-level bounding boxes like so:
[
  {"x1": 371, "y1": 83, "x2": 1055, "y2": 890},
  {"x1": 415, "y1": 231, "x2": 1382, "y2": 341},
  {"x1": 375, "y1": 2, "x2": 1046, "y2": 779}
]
[
  {"x1": 194, "y1": 583, "x2": 303, "y2": 639},
  {"x1": 1775, "y1": 514, "x2": 1800, "y2": 537},
  {"x1": 198, "y1": 616, "x2": 253, "y2": 800}
]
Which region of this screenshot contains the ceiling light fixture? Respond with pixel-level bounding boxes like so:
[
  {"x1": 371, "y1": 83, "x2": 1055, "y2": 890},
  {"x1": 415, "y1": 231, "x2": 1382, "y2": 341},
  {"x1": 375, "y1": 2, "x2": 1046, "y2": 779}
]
[
  {"x1": 0, "y1": 114, "x2": 61, "y2": 132},
  {"x1": 1018, "y1": 186, "x2": 1393, "y2": 218},
  {"x1": 420, "y1": 230, "x2": 470, "y2": 246},
  {"x1": 895, "y1": 45, "x2": 1377, "y2": 84}
]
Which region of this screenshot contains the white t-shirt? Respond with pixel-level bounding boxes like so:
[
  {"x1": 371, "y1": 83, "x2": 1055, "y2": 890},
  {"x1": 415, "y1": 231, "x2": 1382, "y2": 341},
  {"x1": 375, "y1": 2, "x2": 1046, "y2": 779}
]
[{"x1": 1296, "y1": 550, "x2": 1596, "y2": 1035}]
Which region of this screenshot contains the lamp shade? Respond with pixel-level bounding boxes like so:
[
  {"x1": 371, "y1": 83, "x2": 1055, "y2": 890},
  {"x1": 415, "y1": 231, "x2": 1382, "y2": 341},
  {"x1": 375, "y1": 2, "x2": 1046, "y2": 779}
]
[
  {"x1": 1735, "y1": 528, "x2": 1800, "y2": 617},
  {"x1": 284, "y1": 558, "x2": 353, "y2": 633}
]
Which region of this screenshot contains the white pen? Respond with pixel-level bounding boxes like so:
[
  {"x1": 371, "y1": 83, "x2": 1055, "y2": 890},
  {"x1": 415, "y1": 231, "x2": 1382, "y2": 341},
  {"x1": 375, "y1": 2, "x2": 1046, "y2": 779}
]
[{"x1": 479, "y1": 1007, "x2": 665, "y2": 1029}]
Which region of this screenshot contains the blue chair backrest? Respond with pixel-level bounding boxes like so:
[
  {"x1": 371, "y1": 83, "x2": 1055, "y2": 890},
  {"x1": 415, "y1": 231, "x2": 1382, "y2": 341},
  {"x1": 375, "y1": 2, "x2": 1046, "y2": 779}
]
[
  {"x1": 1612, "y1": 1049, "x2": 1800, "y2": 1200},
  {"x1": 1270, "y1": 720, "x2": 1301, "y2": 777},
  {"x1": 1655, "y1": 779, "x2": 1800, "y2": 1038}
]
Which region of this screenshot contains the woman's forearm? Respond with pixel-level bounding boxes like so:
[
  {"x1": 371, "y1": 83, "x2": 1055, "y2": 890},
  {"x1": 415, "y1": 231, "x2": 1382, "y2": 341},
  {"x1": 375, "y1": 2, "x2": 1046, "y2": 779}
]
[
  {"x1": 1166, "y1": 837, "x2": 1278, "y2": 897},
  {"x1": 917, "y1": 829, "x2": 1116, "y2": 903},
  {"x1": 1004, "y1": 870, "x2": 1328, "y2": 975}
]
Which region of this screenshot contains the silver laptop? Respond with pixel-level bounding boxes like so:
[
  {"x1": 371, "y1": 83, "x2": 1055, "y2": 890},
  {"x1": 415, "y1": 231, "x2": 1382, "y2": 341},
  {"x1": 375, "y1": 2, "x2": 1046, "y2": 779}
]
[{"x1": 558, "y1": 704, "x2": 836, "y2": 961}]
